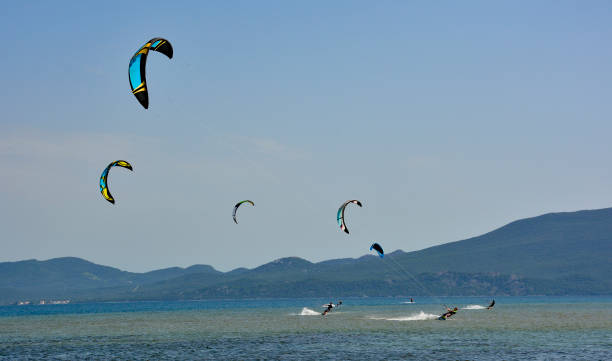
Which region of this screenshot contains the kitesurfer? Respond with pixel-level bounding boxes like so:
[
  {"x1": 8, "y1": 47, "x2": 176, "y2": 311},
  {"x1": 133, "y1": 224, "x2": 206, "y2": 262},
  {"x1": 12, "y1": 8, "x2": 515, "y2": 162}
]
[
  {"x1": 439, "y1": 307, "x2": 458, "y2": 320},
  {"x1": 322, "y1": 302, "x2": 334, "y2": 316},
  {"x1": 487, "y1": 299, "x2": 495, "y2": 309}
]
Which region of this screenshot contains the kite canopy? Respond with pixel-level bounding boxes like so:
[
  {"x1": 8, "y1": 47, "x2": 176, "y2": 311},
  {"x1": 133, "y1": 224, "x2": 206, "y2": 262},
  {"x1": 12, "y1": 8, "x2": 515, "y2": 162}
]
[
  {"x1": 337, "y1": 200, "x2": 362, "y2": 234},
  {"x1": 233, "y1": 200, "x2": 255, "y2": 224},
  {"x1": 128, "y1": 38, "x2": 173, "y2": 109},
  {"x1": 370, "y1": 242, "x2": 384, "y2": 258},
  {"x1": 99, "y1": 160, "x2": 133, "y2": 204}
]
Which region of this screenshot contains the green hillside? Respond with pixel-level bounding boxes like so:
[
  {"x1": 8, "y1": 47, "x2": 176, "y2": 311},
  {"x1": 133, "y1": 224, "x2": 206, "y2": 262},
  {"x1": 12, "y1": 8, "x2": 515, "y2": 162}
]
[
  {"x1": 1, "y1": 207, "x2": 611, "y2": 304},
  {"x1": 0, "y1": 257, "x2": 220, "y2": 304},
  {"x1": 393, "y1": 207, "x2": 612, "y2": 279}
]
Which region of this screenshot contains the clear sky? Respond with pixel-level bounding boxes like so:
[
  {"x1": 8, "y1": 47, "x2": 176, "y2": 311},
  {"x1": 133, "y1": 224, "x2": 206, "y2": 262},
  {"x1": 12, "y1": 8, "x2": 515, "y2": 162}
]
[{"x1": 1, "y1": 1, "x2": 611, "y2": 272}]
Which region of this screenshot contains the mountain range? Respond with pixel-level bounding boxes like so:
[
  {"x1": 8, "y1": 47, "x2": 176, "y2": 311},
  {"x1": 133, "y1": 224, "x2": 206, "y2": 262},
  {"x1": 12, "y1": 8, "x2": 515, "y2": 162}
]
[{"x1": 1, "y1": 207, "x2": 611, "y2": 304}]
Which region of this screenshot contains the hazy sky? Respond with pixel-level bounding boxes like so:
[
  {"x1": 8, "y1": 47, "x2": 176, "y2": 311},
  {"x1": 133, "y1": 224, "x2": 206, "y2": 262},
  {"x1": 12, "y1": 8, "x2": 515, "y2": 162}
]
[{"x1": 1, "y1": 1, "x2": 611, "y2": 272}]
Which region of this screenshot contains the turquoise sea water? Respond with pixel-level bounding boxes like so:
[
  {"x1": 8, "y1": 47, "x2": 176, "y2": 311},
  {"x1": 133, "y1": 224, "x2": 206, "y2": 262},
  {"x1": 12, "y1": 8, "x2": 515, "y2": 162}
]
[{"x1": 1, "y1": 296, "x2": 611, "y2": 360}]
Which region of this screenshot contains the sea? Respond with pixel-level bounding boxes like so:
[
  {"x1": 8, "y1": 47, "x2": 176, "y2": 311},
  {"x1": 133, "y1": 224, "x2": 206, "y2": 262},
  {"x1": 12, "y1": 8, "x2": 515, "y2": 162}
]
[{"x1": 1, "y1": 296, "x2": 610, "y2": 360}]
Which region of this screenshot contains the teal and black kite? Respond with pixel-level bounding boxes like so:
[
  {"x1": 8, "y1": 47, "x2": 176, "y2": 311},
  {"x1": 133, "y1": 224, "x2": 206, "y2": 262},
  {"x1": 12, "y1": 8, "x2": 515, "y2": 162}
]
[
  {"x1": 370, "y1": 242, "x2": 384, "y2": 258},
  {"x1": 337, "y1": 200, "x2": 362, "y2": 234}
]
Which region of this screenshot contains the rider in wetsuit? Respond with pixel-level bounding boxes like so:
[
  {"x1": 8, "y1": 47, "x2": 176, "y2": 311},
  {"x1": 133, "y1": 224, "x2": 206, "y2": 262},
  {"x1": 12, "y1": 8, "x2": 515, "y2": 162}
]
[
  {"x1": 440, "y1": 307, "x2": 458, "y2": 319},
  {"x1": 322, "y1": 302, "x2": 334, "y2": 316}
]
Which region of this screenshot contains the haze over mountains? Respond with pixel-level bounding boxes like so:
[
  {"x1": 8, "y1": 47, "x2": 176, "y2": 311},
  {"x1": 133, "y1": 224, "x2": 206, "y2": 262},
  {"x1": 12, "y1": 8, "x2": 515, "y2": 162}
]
[{"x1": 2, "y1": 207, "x2": 611, "y2": 304}]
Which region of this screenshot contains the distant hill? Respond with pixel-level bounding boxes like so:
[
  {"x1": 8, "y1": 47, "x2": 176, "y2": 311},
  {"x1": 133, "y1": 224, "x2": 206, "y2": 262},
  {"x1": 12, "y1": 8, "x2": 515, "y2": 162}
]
[
  {"x1": 394, "y1": 207, "x2": 612, "y2": 279},
  {"x1": 1, "y1": 207, "x2": 611, "y2": 304},
  {"x1": 0, "y1": 257, "x2": 220, "y2": 304}
]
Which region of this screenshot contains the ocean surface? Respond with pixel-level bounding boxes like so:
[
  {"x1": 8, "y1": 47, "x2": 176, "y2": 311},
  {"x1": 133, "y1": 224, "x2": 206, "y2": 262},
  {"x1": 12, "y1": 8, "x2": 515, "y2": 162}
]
[{"x1": 1, "y1": 296, "x2": 611, "y2": 360}]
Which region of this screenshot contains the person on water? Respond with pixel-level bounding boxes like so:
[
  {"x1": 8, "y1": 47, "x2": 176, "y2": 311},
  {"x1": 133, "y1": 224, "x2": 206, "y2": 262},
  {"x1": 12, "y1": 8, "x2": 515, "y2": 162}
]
[
  {"x1": 440, "y1": 307, "x2": 458, "y2": 319},
  {"x1": 322, "y1": 302, "x2": 334, "y2": 316},
  {"x1": 487, "y1": 299, "x2": 495, "y2": 309},
  {"x1": 337, "y1": 300, "x2": 342, "y2": 307},
  {"x1": 410, "y1": 298, "x2": 414, "y2": 303}
]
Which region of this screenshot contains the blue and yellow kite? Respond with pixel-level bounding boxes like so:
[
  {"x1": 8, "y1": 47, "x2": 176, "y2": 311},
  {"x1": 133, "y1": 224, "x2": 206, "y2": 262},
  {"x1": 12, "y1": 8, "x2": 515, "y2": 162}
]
[
  {"x1": 128, "y1": 38, "x2": 173, "y2": 109},
  {"x1": 100, "y1": 160, "x2": 133, "y2": 204}
]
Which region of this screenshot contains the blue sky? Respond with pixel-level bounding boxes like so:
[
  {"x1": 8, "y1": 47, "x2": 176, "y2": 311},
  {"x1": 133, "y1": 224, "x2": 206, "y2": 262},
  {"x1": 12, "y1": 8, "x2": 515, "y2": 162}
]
[{"x1": 1, "y1": 1, "x2": 612, "y2": 272}]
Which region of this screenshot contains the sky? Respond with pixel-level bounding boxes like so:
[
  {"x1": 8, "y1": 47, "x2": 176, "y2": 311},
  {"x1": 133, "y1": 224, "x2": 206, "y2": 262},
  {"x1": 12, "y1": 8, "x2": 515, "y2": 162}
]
[{"x1": 1, "y1": 1, "x2": 612, "y2": 272}]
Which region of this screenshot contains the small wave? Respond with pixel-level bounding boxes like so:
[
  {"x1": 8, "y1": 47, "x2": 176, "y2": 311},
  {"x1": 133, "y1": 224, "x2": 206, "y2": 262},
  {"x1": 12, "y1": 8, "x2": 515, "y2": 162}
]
[
  {"x1": 462, "y1": 305, "x2": 487, "y2": 310},
  {"x1": 402, "y1": 301, "x2": 415, "y2": 304},
  {"x1": 369, "y1": 311, "x2": 438, "y2": 321},
  {"x1": 299, "y1": 307, "x2": 321, "y2": 316}
]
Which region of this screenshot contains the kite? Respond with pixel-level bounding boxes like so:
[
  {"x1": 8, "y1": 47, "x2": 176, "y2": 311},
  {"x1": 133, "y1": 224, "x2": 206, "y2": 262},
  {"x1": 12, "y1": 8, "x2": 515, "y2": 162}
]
[
  {"x1": 370, "y1": 242, "x2": 384, "y2": 258},
  {"x1": 337, "y1": 200, "x2": 362, "y2": 234},
  {"x1": 128, "y1": 38, "x2": 173, "y2": 109},
  {"x1": 100, "y1": 160, "x2": 133, "y2": 204},
  {"x1": 233, "y1": 200, "x2": 255, "y2": 224}
]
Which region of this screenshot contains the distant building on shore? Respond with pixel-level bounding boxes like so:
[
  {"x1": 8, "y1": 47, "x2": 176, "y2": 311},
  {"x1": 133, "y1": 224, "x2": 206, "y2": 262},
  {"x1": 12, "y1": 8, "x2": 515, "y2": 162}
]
[
  {"x1": 38, "y1": 300, "x2": 71, "y2": 305},
  {"x1": 49, "y1": 300, "x2": 70, "y2": 305},
  {"x1": 16, "y1": 299, "x2": 70, "y2": 305}
]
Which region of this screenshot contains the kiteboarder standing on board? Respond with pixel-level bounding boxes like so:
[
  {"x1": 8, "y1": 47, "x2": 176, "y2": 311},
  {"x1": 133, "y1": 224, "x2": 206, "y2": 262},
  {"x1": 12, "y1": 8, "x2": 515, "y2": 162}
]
[{"x1": 322, "y1": 302, "x2": 334, "y2": 316}]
